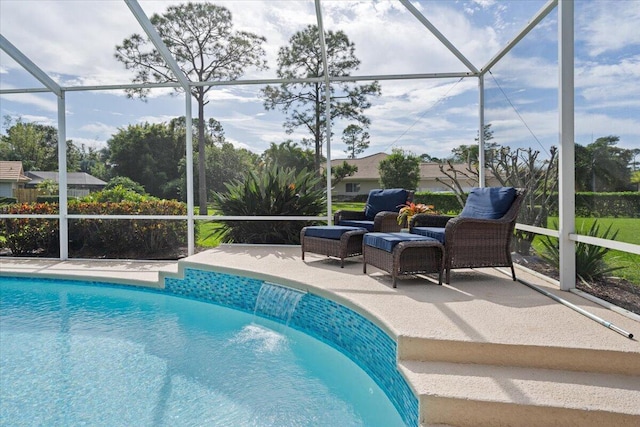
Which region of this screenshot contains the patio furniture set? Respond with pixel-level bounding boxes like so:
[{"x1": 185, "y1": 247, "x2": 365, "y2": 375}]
[{"x1": 300, "y1": 187, "x2": 525, "y2": 288}]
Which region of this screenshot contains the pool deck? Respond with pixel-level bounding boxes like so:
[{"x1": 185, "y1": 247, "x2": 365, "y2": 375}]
[{"x1": 1, "y1": 245, "x2": 639, "y2": 426}]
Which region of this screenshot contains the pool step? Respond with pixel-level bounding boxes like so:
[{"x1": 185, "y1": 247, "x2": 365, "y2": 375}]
[
  {"x1": 398, "y1": 337, "x2": 640, "y2": 376},
  {"x1": 399, "y1": 359, "x2": 640, "y2": 427}
]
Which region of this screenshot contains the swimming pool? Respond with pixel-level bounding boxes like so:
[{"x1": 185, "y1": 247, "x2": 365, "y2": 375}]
[{"x1": 0, "y1": 272, "x2": 418, "y2": 426}]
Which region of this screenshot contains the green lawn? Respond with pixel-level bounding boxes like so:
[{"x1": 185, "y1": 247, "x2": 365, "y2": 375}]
[{"x1": 531, "y1": 217, "x2": 640, "y2": 284}]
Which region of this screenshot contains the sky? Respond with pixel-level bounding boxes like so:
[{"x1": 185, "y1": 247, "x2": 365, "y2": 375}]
[{"x1": 1, "y1": 0, "x2": 639, "y2": 162}]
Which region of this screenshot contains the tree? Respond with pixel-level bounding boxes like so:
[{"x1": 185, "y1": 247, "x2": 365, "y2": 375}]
[
  {"x1": 342, "y1": 124, "x2": 370, "y2": 158},
  {"x1": 488, "y1": 146, "x2": 558, "y2": 255},
  {"x1": 107, "y1": 122, "x2": 184, "y2": 200},
  {"x1": 575, "y1": 136, "x2": 633, "y2": 192},
  {"x1": 378, "y1": 149, "x2": 420, "y2": 190},
  {"x1": 260, "y1": 140, "x2": 316, "y2": 173},
  {"x1": 202, "y1": 142, "x2": 259, "y2": 195},
  {"x1": 0, "y1": 117, "x2": 80, "y2": 172},
  {"x1": 332, "y1": 161, "x2": 358, "y2": 186},
  {"x1": 115, "y1": 2, "x2": 267, "y2": 214},
  {"x1": 262, "y1": 24, "x2": 380, "y2": 173},
  {"x1": 420, "y1": 153, "x2": 441, "y2": 162},
  {"x1": 450, "y1": 124, "x2": 496, "y2": 165},
  {"x1": 104, "y1": 176, "x2": 146, "y2": 194},
  {"x1": 631, "y1": 170, "x2": 640, "y2": 191}
]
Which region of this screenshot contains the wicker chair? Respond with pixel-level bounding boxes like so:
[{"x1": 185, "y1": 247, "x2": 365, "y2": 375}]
[
  {"x1": 410, "y1": 187, "x2": 526, "y2": 284},
  {"x1": 334, "y1": 189, "x2": 413, "y2": 232}
]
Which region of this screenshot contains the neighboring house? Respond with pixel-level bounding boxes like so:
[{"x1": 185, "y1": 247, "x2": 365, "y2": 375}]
[
  {"x1": 25, "y1": 171, "x2": 107, "y2": 198},
  {"x1": 0, "y1": 161, "x2": 31, "y2": 199},
  {"x1": 330, "y1": 152, "x2": 502, "y2": 199}
]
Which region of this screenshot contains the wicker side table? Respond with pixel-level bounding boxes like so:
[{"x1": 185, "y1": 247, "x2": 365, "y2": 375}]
[
  {"x1": 300, "y1": 226, "x2": 368, "y2": 268},
  {"x1": 363, "y1": 233, "x2": 444, "y2": 287}
]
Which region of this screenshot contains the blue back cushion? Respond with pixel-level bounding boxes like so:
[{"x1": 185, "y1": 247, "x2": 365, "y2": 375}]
[
  {"x1": 460, "y1": 187, "x2": 516, "y2": 220},
  {"x1": 364, "y1": 189, "x2": 409, "y2": 220}
]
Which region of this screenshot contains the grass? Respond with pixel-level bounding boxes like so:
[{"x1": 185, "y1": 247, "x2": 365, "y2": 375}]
[{"x1": 531, "y1": 217, "x2": 640, "y2": 284}]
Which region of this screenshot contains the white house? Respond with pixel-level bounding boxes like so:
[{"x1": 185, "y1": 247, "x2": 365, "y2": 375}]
[{"x1": 330, "y1": 152, "x2": 501, "y2": 199}]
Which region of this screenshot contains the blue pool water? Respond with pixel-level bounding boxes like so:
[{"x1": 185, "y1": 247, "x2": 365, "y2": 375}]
[{"x1": 0, "y1": 276, "x2": 408, "y2": 426}]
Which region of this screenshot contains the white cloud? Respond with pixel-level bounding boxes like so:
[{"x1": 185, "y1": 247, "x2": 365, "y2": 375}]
[
  {"x1": 69, "y1": 137, "x2": 108, "y2": 151},
  {"x1": 78, "y1": 122, "x2": 119, "y2": 141},
  {"x1": 0, "y1": 92, "x2": 58, "y2": 113},
  {"x1": 578, "y1": 1, "x2": 640, "y2": 57},
  {"x1": 136, "y1": 115, "x2": 177, "y2": 125},
  {"x1": 0, "y1": 1, "x2": 138, "y2": 85},
  {"x1": 576, "y1": 56, "x2": 640, "y2": 105}
]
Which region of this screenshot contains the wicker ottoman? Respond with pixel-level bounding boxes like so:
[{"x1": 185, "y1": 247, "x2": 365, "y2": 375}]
[
  {"x1": 363, "y1": 232, "x2": 444, "y2": 287},
  {"x1": 300, "y1": 226, "x2": 368, "y2": 268}
]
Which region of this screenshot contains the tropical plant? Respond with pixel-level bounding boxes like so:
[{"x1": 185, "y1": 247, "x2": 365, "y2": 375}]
[
  {"x1": 397, "y1": 202, "x2": 435, "y2": 226},
  {"x1": 540, "y1": 220, "x2": 623, "y2": 282},
  {"x1": 210, "y1": 165, "x2": 325, "y2": 244}
]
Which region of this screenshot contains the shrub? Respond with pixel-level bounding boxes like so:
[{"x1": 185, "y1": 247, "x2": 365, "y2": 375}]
[
  {"x1": 0, "y1": 203, "x2": 59, "y2": 256},
  {"x1": 0, "y1": 200, "x2": 188, "y2": 258},
  {"x1": 80, "y1": 185, "x2": 152, "y2": 203},
  {"x1": 68, "y1": 199, "x2": 187, "y2": 256},
  {"x1": 540, "y1": 220, "x2": 623, "y2": 282},
  {"x1": 413, "y1": 192, "x2": 463, "y2": 214},
  {"x1": 211, "y1": 165, "x2": 325, "y2": 244},
  {"x1": 105, "y1": 176, "x2": 146, "y2": 194},
  {"x1": 36, "y1": 195, "x2": 60, "y2": 203}
]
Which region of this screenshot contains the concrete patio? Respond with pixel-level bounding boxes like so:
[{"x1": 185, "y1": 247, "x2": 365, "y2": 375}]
[{"x1": 1, "y1": 245, "x2": 638, "y2": 426}]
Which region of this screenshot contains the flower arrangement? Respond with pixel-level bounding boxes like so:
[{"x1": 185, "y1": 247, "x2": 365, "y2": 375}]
[{"x1": 397, "y1": 202, "x2": 435, "y2": 226}]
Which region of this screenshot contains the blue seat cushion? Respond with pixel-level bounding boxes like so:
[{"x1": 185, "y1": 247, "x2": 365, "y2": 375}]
[
  {"x1": 411, "y1": 227, "x2": 445, "y2": 244},
  {"x1": 364, "y1": 189, "x2": 409, "y2": 220},
  {"x1": 460, "y1": 187, "x2": 516, "y2": 220},
  {"x1": 304, "y1": 225, "x2": 366, "y2": 240},
  {"x1": 364, "y1": 232, "x2": 438, "y2": 253},
  {"x1": 337, "y1": 220, "x2": 375, "y2": 232}
]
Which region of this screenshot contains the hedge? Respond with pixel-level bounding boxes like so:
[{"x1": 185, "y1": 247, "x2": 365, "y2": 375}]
[
  {"x1": 413, "y1": 192, "x2": 464, "y2": 214},
  {"x1": 0, "y1": 200, "x2": 188, "y2": 257},
  {"x1": 414, "y1": 191, "x2": 640, "y2": 218},
  {"x1": 548, "y1": 192, "x2": 640, "y2": 218}
]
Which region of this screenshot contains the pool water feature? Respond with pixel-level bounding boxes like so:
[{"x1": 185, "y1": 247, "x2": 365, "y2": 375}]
[
  {"x1": 254, "y1": 282, "x2": 305, "y2": 325},
  {"x1": 1, "y1": 272, "x2": 418, "y2": 426}
]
